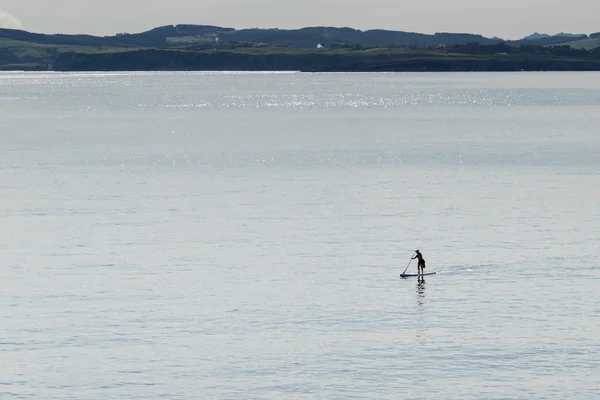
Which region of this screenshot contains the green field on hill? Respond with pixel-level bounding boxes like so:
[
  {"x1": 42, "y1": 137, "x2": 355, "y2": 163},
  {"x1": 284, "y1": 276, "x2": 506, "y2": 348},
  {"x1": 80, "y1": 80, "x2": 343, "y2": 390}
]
[{"x1": 563, "y1": 37, "x2": 600, "y2": 50}]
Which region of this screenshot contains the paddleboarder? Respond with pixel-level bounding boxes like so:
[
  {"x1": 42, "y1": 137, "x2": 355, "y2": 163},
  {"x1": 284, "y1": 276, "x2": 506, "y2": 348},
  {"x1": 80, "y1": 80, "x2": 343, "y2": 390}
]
[{"x1": 412, "y1": 250, "x2": 426, "y2": 275}]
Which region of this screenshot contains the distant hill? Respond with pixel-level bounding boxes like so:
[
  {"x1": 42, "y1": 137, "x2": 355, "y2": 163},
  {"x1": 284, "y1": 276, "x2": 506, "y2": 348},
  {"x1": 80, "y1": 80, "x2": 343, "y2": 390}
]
[
  {"x1": 2, "y1": 24, "x2": 600, "y2": 72},
  {"x1": 555, "y1": 32, "x2": 587, "y2": 38},
  {"x1": 522, "y1": 33, "x2": 550, "y2": 40},
  {"x1": 0, "y1": 25, "x2": 229, "y2": 48},
  {"x1": 519, "y1": 32, "x2": 588, "y2": 46},
  {"x1": 520, "y1": 31, "x2": 600, "y2": 50},
  {"x1": 217, "y1": 27, "x2": 500, "y2": 47},
  {"x1": 513, "y1": 36, "x2": 585, "y2": 46},
  {"x1": 1, "y1": 25, "x2": 501, "y2": 49},
  {"x1": 2, "y1": 25, "x2": 596, "y2": 51},
  {"x1": 0, "y1": 24, "x2": 503, "y2": 70},
  {"x1": 522, "y1": 32, "x2": 587, "y2": 40}
]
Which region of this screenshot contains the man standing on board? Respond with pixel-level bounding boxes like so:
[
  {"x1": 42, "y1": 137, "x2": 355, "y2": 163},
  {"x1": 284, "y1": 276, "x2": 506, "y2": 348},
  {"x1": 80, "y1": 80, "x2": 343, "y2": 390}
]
[{"x1": 412, "y1": 250, "x2": 426, "y2": 275}]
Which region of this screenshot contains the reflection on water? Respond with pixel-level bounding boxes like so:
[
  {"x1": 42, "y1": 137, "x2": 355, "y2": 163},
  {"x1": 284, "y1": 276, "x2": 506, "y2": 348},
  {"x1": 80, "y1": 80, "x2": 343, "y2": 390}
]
[
  {"x1": 415, "y1": 277, "x2": 428, "y2": 343},
  {"x1": 417, "y1": 277, "x2": 426, "y2": 307}
]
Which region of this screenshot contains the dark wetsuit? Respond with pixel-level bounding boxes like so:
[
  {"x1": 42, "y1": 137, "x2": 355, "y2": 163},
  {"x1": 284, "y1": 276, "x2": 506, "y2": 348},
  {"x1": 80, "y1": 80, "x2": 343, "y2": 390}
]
[{"x1": 413, "y1": 252, "x2": 426, "y2": 273}]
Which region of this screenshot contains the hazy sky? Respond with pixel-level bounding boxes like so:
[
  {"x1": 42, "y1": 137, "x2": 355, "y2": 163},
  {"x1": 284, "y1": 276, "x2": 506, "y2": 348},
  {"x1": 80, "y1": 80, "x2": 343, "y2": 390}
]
[{"x1": 1, "y1": 0, "x2": 599, "y2": 39}]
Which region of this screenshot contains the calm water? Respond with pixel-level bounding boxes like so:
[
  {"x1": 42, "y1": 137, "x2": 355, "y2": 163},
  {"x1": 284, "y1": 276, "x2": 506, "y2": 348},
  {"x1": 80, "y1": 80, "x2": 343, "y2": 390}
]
[{"x1": 1, "y1": 71, "x2": 599, "y2": 399}]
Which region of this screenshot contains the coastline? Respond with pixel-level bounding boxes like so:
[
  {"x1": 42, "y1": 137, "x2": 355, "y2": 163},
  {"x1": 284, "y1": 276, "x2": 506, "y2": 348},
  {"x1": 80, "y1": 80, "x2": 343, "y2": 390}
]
[{"x1": 50, "y1": 49, "x2": 600, "y2": 73}]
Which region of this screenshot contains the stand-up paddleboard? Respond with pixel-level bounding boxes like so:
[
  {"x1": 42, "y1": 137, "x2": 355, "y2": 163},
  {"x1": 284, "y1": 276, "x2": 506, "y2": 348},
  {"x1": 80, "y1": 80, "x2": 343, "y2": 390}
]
[{"x1": 400, "y1": 272, "x2": 436, "y2": 278}]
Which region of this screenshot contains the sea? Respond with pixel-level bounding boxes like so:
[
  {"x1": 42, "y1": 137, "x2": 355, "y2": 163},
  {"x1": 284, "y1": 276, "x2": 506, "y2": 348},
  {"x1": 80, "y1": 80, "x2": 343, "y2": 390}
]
[{"x1": 1, "y1": 71, "x2": 599, "y2": 400}]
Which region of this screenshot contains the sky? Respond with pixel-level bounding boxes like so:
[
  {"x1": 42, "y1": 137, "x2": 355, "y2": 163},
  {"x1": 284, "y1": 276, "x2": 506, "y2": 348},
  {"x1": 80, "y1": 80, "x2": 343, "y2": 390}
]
[{"x1": 1, "y1": 0, "x2": 599, "y2": 40}]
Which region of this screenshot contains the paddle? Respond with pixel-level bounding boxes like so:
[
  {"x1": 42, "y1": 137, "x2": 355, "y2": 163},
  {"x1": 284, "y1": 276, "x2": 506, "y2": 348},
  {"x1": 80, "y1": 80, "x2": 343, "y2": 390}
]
[{"x1": 402, "y1": 252, "x2": 415, "y2": 275}]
